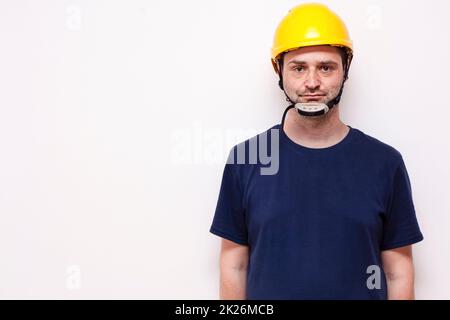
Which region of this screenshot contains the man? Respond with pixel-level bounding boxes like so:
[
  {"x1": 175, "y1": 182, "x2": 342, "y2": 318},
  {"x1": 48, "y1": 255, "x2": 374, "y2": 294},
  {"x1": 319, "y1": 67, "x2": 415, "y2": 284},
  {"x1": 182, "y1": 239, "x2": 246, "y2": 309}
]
[{"x1": 209, "y1": 3, "x2": 423, "y2": 300}]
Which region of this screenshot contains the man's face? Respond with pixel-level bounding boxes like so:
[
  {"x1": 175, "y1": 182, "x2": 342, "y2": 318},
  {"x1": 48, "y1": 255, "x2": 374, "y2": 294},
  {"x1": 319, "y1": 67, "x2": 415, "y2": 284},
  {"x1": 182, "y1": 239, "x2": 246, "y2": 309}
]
[{"x1": 281, "y1": 45, "x2": 345, "y2": 105}]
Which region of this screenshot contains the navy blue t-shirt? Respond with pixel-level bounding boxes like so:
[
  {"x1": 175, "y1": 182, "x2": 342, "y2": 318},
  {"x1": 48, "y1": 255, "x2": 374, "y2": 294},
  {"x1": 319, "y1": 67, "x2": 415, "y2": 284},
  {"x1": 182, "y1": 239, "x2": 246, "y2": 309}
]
[{"x1": 210, "y1": 123, "x2": 423, "y2": 300}]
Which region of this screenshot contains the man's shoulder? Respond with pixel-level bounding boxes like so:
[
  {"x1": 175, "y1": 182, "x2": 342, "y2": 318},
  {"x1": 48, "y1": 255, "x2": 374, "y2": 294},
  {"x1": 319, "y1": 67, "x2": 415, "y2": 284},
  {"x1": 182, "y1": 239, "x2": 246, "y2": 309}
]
[{"x1": 352, "y1": 127, "x2": 403, "y2": 162}]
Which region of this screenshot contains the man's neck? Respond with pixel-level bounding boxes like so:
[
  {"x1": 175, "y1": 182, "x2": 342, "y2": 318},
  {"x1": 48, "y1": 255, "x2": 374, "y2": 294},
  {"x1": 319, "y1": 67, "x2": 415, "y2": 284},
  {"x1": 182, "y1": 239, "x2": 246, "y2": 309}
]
[{"x1": 283, "y1": 105, "x2": 349, "y2": 149}]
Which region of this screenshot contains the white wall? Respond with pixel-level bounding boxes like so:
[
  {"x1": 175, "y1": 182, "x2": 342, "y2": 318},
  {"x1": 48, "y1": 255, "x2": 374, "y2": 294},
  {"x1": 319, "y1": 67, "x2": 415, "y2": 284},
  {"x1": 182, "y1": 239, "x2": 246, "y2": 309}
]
[{"x1": 0, "y1": 0, "x2": 448, "y2": 299}]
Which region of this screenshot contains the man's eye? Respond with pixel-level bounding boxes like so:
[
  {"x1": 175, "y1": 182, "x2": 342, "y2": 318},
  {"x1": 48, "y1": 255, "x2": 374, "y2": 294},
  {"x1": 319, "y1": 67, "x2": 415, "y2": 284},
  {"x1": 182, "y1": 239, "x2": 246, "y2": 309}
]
[
  {"x1": 321, "y1": 66, "x2": 331, "y2": 72},
  {"x1": 294, "y1": 66, "x2": 304, "y2": 72}
]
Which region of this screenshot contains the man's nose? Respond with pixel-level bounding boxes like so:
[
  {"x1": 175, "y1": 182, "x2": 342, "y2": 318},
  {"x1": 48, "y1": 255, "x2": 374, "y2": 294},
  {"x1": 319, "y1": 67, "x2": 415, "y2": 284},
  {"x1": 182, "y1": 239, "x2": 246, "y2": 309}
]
[{"x1": 304, "y1": 71, "x2": 320, "y2": 90}]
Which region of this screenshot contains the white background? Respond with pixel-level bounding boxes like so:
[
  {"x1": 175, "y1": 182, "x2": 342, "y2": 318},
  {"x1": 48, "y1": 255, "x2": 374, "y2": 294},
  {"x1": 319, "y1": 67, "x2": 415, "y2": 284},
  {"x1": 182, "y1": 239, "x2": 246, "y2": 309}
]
[{"x1": 0, "y1": 0, "x2": 449, "y2": 299}]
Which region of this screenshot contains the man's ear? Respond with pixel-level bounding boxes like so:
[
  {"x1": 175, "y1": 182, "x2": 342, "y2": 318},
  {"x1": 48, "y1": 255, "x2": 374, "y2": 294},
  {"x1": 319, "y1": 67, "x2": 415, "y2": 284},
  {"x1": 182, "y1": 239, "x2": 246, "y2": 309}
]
[
  {"x1": 271, "y1": 59, "x2": 281, "y2": 75},
  {"x1": 272, "y1": 57, "x2": 285, "y2": 90},
  {"x1": 278, "y1": 78, "x2": 284, "y2": 90}
]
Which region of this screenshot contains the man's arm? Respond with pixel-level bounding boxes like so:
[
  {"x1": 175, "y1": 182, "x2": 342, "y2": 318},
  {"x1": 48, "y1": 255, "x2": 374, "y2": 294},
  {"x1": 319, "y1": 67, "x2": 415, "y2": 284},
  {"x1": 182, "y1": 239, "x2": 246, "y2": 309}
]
[
  {"x1": 219, "y1": 238, "x2": 249, "y2": 300},
  {"x1": 381, "y1": 245, "x2": 416, "y2": 300}
]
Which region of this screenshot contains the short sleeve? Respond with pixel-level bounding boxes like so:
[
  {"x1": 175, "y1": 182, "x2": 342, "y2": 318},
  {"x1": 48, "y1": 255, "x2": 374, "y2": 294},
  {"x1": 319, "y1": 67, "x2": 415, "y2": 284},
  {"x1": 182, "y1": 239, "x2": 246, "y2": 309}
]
[
  {"x1": 209, "y1": 151, "x2": 249, "y2": 246},
  {"x1": 381, "y1": 157, "x2": 424, "y2": 250}
]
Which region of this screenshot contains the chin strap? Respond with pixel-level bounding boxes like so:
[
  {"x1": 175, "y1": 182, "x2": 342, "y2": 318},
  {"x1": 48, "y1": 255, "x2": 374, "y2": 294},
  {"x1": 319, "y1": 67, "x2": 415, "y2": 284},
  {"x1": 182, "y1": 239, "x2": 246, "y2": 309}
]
[
  {"x1": 281, "y1": 104, "x2": 295, "y2": 129},
  {"x1": 280, "y1": 80, "x2": 346, "y2": 118}
]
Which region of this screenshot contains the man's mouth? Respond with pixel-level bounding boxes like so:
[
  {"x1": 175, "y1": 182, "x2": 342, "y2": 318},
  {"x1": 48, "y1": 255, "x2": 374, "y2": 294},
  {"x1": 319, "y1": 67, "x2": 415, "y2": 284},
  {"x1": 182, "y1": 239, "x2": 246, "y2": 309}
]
[{"x1": 302, "y1": 95, "x2": 326, "y2": 101}]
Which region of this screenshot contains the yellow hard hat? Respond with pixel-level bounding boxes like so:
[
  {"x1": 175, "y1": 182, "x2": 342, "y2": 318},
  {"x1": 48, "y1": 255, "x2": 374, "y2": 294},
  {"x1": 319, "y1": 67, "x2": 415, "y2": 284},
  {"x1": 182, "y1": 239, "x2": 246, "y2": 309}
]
[{"x1": 271, "y1": 3, "x2": 353, "y2": 74}]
